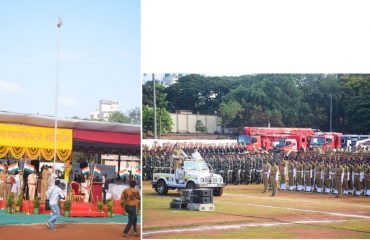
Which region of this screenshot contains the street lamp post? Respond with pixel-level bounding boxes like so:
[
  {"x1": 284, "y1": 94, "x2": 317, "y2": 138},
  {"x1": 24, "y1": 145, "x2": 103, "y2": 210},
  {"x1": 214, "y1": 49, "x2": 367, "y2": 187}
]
[
  {"x1": 329, "y1": 94, "x2": 332, "y2": 132},
  {"x1": 54, "y1": 17, "x2": 63, "y2": 173},
  {"x1": 152, "y1": 74, "x2": 157, "y2": 139}
]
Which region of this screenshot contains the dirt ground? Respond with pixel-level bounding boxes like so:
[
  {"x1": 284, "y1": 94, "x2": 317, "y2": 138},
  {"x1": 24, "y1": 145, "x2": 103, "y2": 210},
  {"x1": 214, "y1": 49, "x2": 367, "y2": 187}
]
[
  {"x1": 142, "y1": 181, "x2": 370, "y2": 239},
  {"x1": 0, "y1": 223, "x2": 141, "y2": 240}
]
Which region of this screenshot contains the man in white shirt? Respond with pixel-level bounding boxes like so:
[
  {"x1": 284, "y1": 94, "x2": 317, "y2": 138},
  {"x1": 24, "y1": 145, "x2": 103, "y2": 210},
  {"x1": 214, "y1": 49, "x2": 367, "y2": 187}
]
[
  {"x1": 175, "y1": 161, "x2": 185, "y2": 184},
  {"x1": 44, "y1": 180, "x2": 65, "y2": 230},
  {"x1": 191, "y1": 147, "x2": 203, "y2": 161}
]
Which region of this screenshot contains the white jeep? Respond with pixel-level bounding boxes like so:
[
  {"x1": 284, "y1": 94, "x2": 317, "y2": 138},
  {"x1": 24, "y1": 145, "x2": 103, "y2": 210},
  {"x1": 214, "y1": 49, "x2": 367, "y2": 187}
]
[{"x1": 152, "y1": 159, "x2": 224, "y2": 196}]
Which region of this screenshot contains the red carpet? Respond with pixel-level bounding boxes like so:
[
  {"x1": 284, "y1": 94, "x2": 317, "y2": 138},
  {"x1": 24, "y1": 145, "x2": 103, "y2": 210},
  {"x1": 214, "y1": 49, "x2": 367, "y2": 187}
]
[{"x1": 0, "y1": 200, "x2": 125, "y2": 217}]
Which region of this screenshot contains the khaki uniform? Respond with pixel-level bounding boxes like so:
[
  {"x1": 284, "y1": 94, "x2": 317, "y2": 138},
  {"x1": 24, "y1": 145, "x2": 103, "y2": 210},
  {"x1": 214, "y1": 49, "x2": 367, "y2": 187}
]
[
  {"x1": 365, "y1": 164, "x2": 370, "y2": 196},
  {"x1": 288, "y1": 161, "x2": 296, "y2": 190},
  {"x1": 0, "y1": 172, "x2": 6, "y2": 200},
  {"x1": 262, "y1": 162, "x2": 271, "y2": 193},
  {"x1": 28, "y1": 173, "x2": 37, "y2": 201},
  {"x1": 296, "y1": 162, "x2": 303, "y2": 191},
  {"x1": 335, "y1": 165, "x2": 344, "y2": 197},
  {"x1": 279, "y1": 161, "x2": 287, "y2": 190},
  {"x1": 324, "y1": 164, "x2": 331, "y2": 193},
  {"x1": 342, "y1": 165, "x2": 349, "y2": 194},
  {"x1": 40, "y1": 169, "x2": 51, "y2": 203},
  {"x1": 354, "y1": 165, "x2": 361, "y2": 195},
  {"x1": 315, "y1": 164, "x2": 323, "y2": 192},
  {"x1": 270, "y1": 164, "x2": 279, "y2": 196},
  {"x1": 304, "y1": 162, "x2": 312, "y2": 191}
]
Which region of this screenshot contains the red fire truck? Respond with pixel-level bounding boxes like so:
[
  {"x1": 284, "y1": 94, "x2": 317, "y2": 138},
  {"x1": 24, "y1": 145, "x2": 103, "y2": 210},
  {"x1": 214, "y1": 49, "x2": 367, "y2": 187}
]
[
  {"x1": 238, "y1": 127, "x2": 317, "y2": 151},
  {"x1": 309, "y1": 132, "x2": 342, "y2": 150}
]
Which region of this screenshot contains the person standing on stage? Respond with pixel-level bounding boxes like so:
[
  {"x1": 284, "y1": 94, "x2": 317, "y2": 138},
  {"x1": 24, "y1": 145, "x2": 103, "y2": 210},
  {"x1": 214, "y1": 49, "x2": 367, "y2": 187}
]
[
  {"x1": 28, "y1": 170, "x2": 37, "y2": 201},
  {"x1": 40, "y1": 165, "x2": 51, "y2": 203},
  {"x1": 121, "y1": 180, "x2": 140, "y2": 237}
]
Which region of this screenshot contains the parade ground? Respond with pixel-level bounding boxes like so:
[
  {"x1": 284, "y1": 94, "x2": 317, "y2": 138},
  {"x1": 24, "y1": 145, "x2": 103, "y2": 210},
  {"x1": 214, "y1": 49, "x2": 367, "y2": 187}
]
[
  {"x1": 0, "y1": 210, "x2": 141, "y2": 240},
  {"x1": 142, "y1": 181, "x2": 370, "y2": 239}
]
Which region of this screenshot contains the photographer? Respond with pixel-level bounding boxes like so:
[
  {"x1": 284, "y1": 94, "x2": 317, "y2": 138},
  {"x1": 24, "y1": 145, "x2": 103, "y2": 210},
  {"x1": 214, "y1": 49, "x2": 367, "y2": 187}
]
[{"x1": 44, "y1": 179, "x2": 65, "y2": 231}]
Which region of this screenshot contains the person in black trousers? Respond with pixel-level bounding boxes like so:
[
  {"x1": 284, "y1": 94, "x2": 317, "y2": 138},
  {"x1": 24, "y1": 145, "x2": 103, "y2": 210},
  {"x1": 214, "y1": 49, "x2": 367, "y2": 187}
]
[{"x1": 121, "y1": 180, "x2": 140, "y2": 237}]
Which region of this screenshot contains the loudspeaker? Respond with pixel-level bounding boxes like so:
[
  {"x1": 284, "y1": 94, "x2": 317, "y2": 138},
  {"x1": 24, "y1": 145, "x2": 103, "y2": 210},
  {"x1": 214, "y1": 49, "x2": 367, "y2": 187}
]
[
  {"x1": 170, "y1": 199, "x2": 187, "y2": 209},
  {"x1": 190, "y1": 196, "x2": 212, "y2": 204},
  {"x1": 193, "y1": 188, "x2": 213, "y2": 197}
]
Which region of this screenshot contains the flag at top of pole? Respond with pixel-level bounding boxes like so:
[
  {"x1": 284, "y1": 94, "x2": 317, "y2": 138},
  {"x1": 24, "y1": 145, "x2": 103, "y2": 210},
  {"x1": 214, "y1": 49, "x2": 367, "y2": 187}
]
[{"x1": 57, "y1": 17, "x2": 63, "y2": 28}]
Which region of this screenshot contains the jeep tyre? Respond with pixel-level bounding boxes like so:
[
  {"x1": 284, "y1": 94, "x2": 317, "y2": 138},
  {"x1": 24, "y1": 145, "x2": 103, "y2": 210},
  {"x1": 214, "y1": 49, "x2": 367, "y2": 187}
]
[{"x1": 156, "y1": 180, "x2": 168, "y2": 195}]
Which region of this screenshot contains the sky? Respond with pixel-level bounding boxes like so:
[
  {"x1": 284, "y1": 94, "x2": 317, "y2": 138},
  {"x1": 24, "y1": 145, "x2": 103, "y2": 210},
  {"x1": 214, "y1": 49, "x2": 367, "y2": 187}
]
[{"x1": 0, "y1": 0, "x2": 140, "y2": 119}]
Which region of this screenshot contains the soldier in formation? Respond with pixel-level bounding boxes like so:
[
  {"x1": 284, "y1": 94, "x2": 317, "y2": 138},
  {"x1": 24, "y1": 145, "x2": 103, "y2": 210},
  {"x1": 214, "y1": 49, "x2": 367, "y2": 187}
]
[{"x1": 142, "y1": 142, "x2": 370, "y2": 197}]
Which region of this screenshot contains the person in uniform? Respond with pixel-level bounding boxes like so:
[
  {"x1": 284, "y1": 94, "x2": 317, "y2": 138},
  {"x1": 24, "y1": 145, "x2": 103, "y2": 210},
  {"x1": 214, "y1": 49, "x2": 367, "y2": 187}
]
[
  {"x1": 288, "y1": 160, "x2": 296, "y2": 191},
  {"x1": 0, "y1": 165, "x2": 7, "y2": 201},
  {"x1": 304, "y1": 160, "x2": 312, "y2": 192},
  {"x1": 365, "y1": 161, "x2": 370, "y2": 196},
  {"x1": 262, "y1": 159, "x2": 271, "y2": 193},
  {"x1": 40, "y1": 165, "x2": 51, "y2": 203},
  {"x1": 296, "y1": 160, "x2": 303, "y2": 191},
  {"x1": 315, "y1": 160, "x2": 323, "y2": 193},
  {"x1": 279, "y1": 160, "x2": 287, "y2": 190},
  {"x1": 324, "y1": 161, "x2": 331, "y2": 193},
  {"x1": 28, "y1": 170, "x2": 37, "y2": 201},
  {"x1": 335, "y1": 161, "x2": 344, "y2": 198},
  {"x1": 354, "y1": 161, "x2": 362, "y2": 196},
  {"x1": 64, "y1": 160, "x2": 72, "y2": 194},
  {"x1": 270, "y1": 161, "x2": 279, "y2": 196},
  {"x1": 342, "y1": 161, "x2": 350, "y2": 195}
]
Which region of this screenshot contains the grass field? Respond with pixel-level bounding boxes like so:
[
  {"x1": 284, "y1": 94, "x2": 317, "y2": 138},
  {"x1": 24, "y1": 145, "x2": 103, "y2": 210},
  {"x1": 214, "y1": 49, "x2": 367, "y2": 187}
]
[{"x1": 142, "y1": 181, "x2": 370, "y2": 239}]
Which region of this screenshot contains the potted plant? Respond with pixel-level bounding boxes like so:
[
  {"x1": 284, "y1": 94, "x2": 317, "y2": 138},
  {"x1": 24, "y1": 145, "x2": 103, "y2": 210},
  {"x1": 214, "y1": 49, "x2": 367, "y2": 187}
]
[
  {"x1": 97, "y1": 201, "x2": 103, "y2": 213},
  {"x1": 107, "y1": 199, "x2": 113, "y2": 218},
  {"x1": 16, "y1": 195, "x2": 24, "y2": 213},
  {"x1": 63, "y1": 200, "x2": 72, "y2": 217},
  {"x1": 33, "y1": 197, "x2": 40, "y2": 214},
  {"x1": 6, "y1": 195, "x2": 14, "y2": 214}
]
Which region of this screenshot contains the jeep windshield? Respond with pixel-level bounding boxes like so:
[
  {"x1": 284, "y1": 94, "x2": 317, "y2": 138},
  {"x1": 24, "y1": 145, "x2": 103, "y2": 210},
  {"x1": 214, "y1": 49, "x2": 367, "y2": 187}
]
[
  {"x1": 184, "y1": 161, "x2": 209, "y2": 171},
  {"x1": 310, "y1": 137, "x2": 325, "y2": 146}
]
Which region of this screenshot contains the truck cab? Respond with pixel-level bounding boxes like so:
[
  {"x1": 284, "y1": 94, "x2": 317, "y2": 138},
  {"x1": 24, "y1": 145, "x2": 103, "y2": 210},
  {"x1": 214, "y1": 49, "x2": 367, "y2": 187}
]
[
  {"x1": 152, "y1": 159, "x2": 225, "y2": 196},
  {"x1": 274, "y1": 138, "x2": 298, "y2": 155}
]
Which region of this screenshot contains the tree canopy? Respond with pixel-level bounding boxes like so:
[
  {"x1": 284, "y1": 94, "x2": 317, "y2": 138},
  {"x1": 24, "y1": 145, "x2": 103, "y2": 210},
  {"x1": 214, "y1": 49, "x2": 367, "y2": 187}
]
[{"x1": 143, "y1": 74, "x2": 369, "y2": 134}]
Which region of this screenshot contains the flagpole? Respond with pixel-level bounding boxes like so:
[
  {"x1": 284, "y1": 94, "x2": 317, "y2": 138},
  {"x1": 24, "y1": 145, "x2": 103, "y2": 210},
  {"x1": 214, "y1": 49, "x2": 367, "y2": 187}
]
[{"x1": 54, "y1": 17, "x2": 63, "y2": 174}]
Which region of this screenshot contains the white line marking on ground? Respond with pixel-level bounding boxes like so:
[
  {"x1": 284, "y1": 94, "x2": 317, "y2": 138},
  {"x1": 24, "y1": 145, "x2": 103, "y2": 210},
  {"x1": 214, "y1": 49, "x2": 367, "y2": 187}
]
[
  {"x1": 223, "y1": 201, "x2": 370, "y2": 219},
  {"x1": 224, "y1": 193, "x2": 370, "y2": 208},
  {"x1": 143, "y1": 219, "x2": 346, "y2": 236},
  {"x1": 2, "y1": 222, "x2": 124, "y2": 227}
]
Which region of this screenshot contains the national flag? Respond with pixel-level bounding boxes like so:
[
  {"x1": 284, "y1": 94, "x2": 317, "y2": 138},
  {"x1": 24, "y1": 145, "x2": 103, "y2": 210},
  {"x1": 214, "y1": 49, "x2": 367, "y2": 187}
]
[
  {"x1": 8, "y1": 163, "x2": 19, "y2": 173},
  {"x1": 119, "y1": 168, "x2": 130, "y2": 178},
  {"x1": 0, "y1": 164, "x2": 5, "y2": 173},
  {"x1": 93, "y1": 166, "x2": 101, "y2": 175},
  {"x1": 82, "y1": 166, "x2": 90, "y2": 175},
  {"x1": 23, "y1": 163, "x2": 35, "y2": 173},
  {"x1": 134, "y1": 169, "x2": 141, "y2": 177}
]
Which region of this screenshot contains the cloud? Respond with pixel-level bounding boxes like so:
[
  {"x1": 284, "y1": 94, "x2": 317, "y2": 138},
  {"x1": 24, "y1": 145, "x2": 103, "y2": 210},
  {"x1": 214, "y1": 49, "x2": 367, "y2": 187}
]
[
  {"x1": 59, "y1": 97, "x2": 80, "y2": 107},
  {"x1": 0, "y1": 79, "x2": 22, "y2": 94}
]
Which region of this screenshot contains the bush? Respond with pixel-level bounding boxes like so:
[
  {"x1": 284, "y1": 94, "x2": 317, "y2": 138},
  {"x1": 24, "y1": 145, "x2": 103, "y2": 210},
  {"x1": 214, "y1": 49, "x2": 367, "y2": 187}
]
[
  {"x1": 107, "y1": 199, "x2": 113, "y2": 212},
  {"x1": 64, "y1": 200, "x2": 72, "y2": 211},
  {"x1": 7, "y1": 195, "x2": 14, "y2": 208},
  {"x1": 16, "y1": 195, "x2": 23, "y2": 207},
  {"x1": 33, "y1": 197, "x2": 40, "y2": 209},
  {"x1": 97, "y1": 201, "x2": 103, "y2": 212}
]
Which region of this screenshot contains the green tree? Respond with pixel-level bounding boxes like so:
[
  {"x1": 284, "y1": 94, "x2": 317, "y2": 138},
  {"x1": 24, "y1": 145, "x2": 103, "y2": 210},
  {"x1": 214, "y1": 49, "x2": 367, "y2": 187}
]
[
  {"x1": 108, "y1": 111, "x2": 131, "y2": 124},
  {"x1": 195, "y1": 120, "x2": 207, "y2": 133},
  {"x1": 142, "y1": 106, "x2": 173, "y2": 136},
  {"x1": 127, "y1": 107, "x2": 141, "y2": 125},
  {"x1": 219, "y1": 100, "x2": 243, "y2": 129}
]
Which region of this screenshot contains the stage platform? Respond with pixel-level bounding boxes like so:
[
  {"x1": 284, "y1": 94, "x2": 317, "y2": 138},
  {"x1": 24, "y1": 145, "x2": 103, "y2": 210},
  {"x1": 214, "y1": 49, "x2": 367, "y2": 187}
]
[{"x1": 0, "y1": 199, "x2": 126, "y2": 218}]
